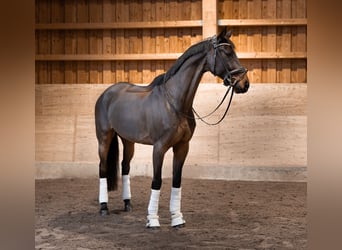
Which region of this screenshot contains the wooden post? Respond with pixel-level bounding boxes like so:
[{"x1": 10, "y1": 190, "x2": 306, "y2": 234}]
[
  {"x1": 102, "y1": 0, "x2": 112, "y2": 83},
  {"x1": 202, "y1": 0, "x2": 218, "y2": 83}
]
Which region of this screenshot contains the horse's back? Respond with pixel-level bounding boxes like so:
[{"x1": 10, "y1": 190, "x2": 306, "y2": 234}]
[
  {"x1": 96, "y1": 73, "x2": 166, "y2": 115},
  {"x1": 97, "y1": 73, "x2": 164, "y2": 103}
]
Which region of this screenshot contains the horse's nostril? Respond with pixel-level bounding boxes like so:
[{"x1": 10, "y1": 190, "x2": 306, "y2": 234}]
[{"x1": 244, "y1": 81, "x2": 250, "y2": 91}]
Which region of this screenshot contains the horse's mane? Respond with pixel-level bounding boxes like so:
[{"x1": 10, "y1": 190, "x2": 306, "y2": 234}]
[
  {"x1": 163, "y1": 39, "x2": 211, "y2": 83},
  {"x1": 147, "y1": 39, "x2": 208, "y2": 88},
  {"x1": 149, "y1": 73, "x2": 166, "y2": 88},
  {"x1": 148, "y1": 34, "x2": 234, "y2": 87},
  {"x1": 148, "y1": 40, "x2": 210, "y2": 88}
]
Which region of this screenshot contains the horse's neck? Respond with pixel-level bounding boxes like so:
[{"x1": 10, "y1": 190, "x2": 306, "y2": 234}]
[{"x1": 163, "y1": 53, "x2": 208, "y2": 113}]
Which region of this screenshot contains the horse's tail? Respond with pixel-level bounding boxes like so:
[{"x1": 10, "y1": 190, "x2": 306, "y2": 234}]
[{"x1": 106, "y1": 133, "x2": 119, "y2": 191}]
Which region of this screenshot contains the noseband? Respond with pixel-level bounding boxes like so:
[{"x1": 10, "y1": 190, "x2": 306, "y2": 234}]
[{"x1": 212, "y1": 37, "x2": 248, "y2": 87}]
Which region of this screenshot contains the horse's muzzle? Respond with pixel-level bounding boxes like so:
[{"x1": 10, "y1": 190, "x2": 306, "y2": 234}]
[{"x1": 234, "y1": 79, "x2": 249, "y2": 94}]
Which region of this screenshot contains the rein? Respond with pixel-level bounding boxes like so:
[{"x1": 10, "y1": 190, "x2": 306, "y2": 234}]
[{"x1": 192, "y1": 84, "x2": 235, "y2": 126}]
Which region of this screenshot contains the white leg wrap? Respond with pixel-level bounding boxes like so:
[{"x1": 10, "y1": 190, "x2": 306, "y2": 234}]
[
  {"x1": 122, "y1": 175, "x2": 131, "y2": 200},
  {"x1": 146, "y1": 189, "x2": 160, "y2": 228},
  {"x1": 99, "y1": 178, "x2": 108, "y2": 204},
  {"x1": 170, "y1": 187, "x2": 185, "y2": 227}
]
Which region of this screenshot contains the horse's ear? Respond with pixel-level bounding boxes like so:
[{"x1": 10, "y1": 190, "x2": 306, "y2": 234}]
[
  {"x1": 217, "y1": 27, "x2": 227, "y2": 40},
  {"x1": 217, "y1": 27, "x2": 232, "y2": 42},
  {"x1": 226, "y1": 29, "x2": 232, "y2": 39}
]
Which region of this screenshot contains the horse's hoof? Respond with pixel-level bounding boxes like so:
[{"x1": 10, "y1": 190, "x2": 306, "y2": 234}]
[
  {"x1": 146, "y1": 217, "x2": 160, "y2": 228},
  {"x1": 146, "y1": 226, "x2": 160, "y2": 230},
  {"x1": 124, "y1": 200, "x2": 132, "y2": 212},
  {"x1": 171, "y1": 215, "x2": 185, "y2": 228},
  {"x1": 172, "y1": 223, "x2": 185, "y2": 229},
  {"x1": 99, "y1": 202, "x2": 109, "y2": 216},
  {"x1": 124, "y1": 205, "x2": 132, "y2": 212},
  {"x1": 100, "y1": 209, "x2": 109, "y2": 216}
]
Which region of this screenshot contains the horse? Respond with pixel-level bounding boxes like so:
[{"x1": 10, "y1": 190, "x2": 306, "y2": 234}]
[{"x1": 94, "y1": 27, "x2": 249, "y2": 228}]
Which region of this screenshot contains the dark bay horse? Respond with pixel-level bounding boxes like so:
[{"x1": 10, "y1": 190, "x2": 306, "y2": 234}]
[{"x1": 95, "y1": 28, "x2": 249, "y2": 228}]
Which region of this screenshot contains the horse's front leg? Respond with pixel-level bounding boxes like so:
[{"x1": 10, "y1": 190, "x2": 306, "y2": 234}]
[
  {"x1": 146, "y1": 143, "x2": 167, "y2": 228},
  {"x1": 170, "y1": 141, "x2": 189, "y2": 228},
  {"x1": 121, "y1": 139, "x2": 134, "y2": 212}
]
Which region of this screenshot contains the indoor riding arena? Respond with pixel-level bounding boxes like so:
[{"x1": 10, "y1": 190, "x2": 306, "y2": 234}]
[{"x1": 35, "y1": 0, "x2": 307, "y2": 249}]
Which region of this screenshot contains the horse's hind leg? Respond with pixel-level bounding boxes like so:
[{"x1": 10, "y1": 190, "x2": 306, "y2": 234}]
[
  {"x1": 97, "y1": 129, "x2": 114, "y2": 216},
  {"x1": 121, "y1": 139, "x2": 134, "y2": 212},
  {"x1": 170, "y1": 141, "x2": 189, "y2": 227}
]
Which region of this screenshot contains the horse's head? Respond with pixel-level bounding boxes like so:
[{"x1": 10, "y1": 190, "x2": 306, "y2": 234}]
[{"x1": 208, "y1": 27, "x2": 249, "y2": 94}]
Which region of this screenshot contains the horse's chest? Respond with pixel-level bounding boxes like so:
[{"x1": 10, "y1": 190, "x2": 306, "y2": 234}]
[{"x1": 176, "y1": 119, "x2": 195, "y2": 142}]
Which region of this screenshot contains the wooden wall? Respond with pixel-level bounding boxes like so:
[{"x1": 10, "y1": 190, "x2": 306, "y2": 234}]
[
  {"x1": 35, "y1": 83, "x2": 307, "y2": 181},
  {"x1": 35, "y1": 0, "x2": 307, "y2": 84},
  {"x1": 218, "y1": 0, "x2": 307, "y2": 83},
  {"x1": 35, "y1": 0, "x2": 307, "y2": 181}
]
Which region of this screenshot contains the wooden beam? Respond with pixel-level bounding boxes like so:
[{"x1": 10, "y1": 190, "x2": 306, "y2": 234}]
[
  {"x1": 218, "y1": 18, "x2": 307, "y2": 26},
  {"x1": 35, "y1": 20, "x2": 203, "y2": 30},
  {"x1": 35, "y1": 19, "x2": 307, "y2": 30},
  {"x1": 202, "y1": 0, "x2": 218, "y2": 83},
  {"x1": 202, "y1": 0, "x2": 217, "y2": 37},
  {"x1": 35, "y1": 53, "x2": 182, "y2": 61},
  {"x1": 237, "y1": 52, "x2": 307, "y2": 59},
  {"x1": 35, "y1": 52, "x2": 307, "y2": 61}
]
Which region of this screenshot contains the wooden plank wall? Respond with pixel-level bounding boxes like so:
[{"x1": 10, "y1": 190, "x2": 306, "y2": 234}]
[
  {"x1": 35, "y1": 0, "x2": 307, "y2": 180},
  {"x1": 35, "y1": 0, "x2": 307, "y2": 84},
  {"x1": 35, "y1": 0, "x2": 203, "y2": 84},
  {"x1": 218, "y1": 0, "x2": 307, "y2": 83}
]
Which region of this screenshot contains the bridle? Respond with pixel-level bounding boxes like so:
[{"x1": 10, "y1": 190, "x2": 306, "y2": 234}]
[
  {"x1": 164, "y1": 36, "x2": 248, "y2": 125},
  {"x1": 211, "y1": 36, "x2": 248, "y2": 88},
  {"x1": 191, "y1": 37, "x2": 248, "y2": 125}
]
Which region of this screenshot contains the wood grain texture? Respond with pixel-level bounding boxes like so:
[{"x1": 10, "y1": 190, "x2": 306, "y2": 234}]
[
  {"x1": 35, "y1": 0, "x2": 307, "y2": 84},
  {"x1": 36, "y1": 84, "x2": 307, "y2": 173}
]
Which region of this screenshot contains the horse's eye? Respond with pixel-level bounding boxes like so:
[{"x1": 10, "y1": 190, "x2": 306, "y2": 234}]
[{"x1": 223, "y1": 49, "x2": 232, "y2": 56}]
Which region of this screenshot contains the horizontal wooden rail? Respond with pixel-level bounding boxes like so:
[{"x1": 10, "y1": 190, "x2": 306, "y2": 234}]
[
  {"x1": 238, "y1": 52, "x2": 307, "y2": 59},
  {"x1": 35, "y1": 20, "x2": 203, "y2": 30},
  {"x1": 35, "y1": 18, "x2": 307, "y2": 30},
  {"x1": 35, "y1": 53, "x2": 182, "y2": 61},
  {"x1": 218, "y1": 18, "x2": 307, "y2": 26},
  {"x1": 35, "y1": 52, "x2": 307, "y2": 61}
]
